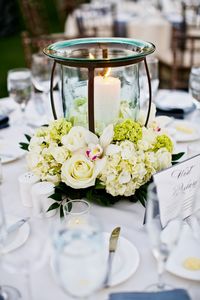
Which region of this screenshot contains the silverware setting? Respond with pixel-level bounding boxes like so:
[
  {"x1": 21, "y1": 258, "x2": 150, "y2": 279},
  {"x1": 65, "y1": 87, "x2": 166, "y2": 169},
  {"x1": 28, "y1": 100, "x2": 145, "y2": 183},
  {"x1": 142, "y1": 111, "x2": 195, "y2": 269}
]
[{"x1": 104, "y1": 226, "x2": 121, "y2": 288}]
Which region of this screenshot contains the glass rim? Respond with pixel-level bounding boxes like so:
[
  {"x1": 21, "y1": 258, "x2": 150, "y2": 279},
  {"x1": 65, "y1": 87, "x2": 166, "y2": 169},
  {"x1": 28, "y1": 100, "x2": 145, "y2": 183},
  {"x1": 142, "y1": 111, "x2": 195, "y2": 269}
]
[
  {"x1": 8, "y1": 68, "x2": 31, "y2": 74},
  {"x1": 64, "y1": 199, "x2": 91, "y2": 216},
  {"x1": 43, "y1": 37, "x2": 155, "y2": 67}
]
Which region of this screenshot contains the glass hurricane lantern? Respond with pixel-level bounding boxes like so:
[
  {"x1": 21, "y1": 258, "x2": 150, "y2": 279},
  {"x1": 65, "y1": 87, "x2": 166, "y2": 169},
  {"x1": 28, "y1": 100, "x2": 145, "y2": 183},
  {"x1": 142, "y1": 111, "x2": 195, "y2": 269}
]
[{"x1": 43, "y1": 37, "x2": 155, "y2": 133}]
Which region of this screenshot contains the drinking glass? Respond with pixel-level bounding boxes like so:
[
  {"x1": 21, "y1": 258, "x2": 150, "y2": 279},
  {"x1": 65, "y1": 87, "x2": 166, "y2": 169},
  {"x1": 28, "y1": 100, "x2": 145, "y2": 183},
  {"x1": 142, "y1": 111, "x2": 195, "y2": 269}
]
[
  {"x1": 140, "y1": 56, "x2": 159, "y2": 107},
  {"x1": 7, "y1": 68, "x2": 32, "y2": 125},
  {"x1": 145, "y1": 182, "x2": 182, "y2": 291},
  {"x1": 2, "y1": 218, "x2": 50, "y2": 300},
  {"x1": 52, "y1": 211, "x2": 107, "y2": 299},
  {"x1": 31, "y1": 52, "x2": 59, "y2": 121},
  {"x1": 189, "y1": 66, "x2": 200, "y2": 120},
  {"x1": 63, "y1": 199, "x2": 91, "y2": 225}
]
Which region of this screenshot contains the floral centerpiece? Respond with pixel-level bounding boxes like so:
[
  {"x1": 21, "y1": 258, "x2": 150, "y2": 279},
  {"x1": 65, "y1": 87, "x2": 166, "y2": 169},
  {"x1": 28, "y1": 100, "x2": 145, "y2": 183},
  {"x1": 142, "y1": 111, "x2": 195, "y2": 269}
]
[{"x1": 21, "y1": 106, "x2": 183, "y2": 217}]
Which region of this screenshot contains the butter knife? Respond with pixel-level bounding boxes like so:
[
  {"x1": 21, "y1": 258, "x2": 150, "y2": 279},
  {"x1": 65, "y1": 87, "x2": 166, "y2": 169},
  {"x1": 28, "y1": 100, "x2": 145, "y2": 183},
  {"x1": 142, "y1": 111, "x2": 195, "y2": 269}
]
[
  {"x1": 104, "y1": 226, "x2": 121, "y2": 288},
  {"x1": 7, "y1": 217, "x2": 30, "y2": 234}
]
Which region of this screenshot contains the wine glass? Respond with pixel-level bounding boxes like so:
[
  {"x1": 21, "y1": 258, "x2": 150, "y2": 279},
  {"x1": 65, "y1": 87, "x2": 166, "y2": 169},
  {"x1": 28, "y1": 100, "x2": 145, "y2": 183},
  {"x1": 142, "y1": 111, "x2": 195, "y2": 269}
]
[
  {"x1": 52, "y1": 206, "x2": 107, "y2": 299},
  {"x1": 31, "y1": 52, "x2": 59, "y2": 122},
  {"x1": 139, "y1": 56, "x2": 159, "y2": 107},
  {"x1": 2, "y1": 217, "x2": 50, "y2": 300},
  {"x1": 189, "y1": 66, "x2": 200, "y2": 120},
  {"x1": 145, "y1": 182, "x2": 183, "y2": 291},
  {"x1": 7, "y1": 68, "x2": 32, "y2": 125}
]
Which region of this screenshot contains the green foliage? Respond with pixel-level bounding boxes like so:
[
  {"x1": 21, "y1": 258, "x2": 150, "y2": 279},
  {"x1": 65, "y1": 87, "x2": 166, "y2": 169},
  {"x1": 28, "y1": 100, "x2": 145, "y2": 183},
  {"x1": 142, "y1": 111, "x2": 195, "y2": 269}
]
[{"x1": 19, "y1": 134, "x2": 31, "y2": 151}]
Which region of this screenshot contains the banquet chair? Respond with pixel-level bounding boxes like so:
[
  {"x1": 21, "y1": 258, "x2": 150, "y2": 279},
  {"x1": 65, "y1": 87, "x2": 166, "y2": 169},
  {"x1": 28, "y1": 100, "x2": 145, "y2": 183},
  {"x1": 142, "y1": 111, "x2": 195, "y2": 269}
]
[
  {"x1": 21, "y1": 31, "x2": 73, "y2": 68},
  {"x1": 158, "y1": 25, "x2": 200, "y2": 89},
  {"x1": 75, "y1": 3, "x2": 114, "y2": 37},
  {"x1": 18, "y1": 0, "x2": 49, "y2": 36}
]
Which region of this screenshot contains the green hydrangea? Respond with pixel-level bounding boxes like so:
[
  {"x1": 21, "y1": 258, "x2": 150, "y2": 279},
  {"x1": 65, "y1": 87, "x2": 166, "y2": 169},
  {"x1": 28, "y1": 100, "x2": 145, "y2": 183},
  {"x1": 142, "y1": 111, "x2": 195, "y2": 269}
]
[
  {"x1": 153, "y1": 134, "x2": 173, "y2": 153},
  {"x1": 113, "y1": 119, "x2": 142, "y2": 143},
  {"x1": 49, "y1": 118, "x2": 72, "y2": 143}
]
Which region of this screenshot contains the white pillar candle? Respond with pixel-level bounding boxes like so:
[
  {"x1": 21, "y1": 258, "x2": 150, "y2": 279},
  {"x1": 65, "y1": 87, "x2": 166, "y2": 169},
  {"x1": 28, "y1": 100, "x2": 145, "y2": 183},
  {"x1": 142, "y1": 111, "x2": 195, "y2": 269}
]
[
  {"x1": 94, "y1": 75, "x2": 121, "y2": 125},
  {"x1": 18, "y1": 172, "x2": 40, "y2": 207}
]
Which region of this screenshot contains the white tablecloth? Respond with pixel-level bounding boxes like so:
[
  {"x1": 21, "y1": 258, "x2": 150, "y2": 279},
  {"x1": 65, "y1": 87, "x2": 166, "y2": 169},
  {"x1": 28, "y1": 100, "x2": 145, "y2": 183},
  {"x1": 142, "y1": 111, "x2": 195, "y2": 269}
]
[{"x1": 0, "y1": 94, "x2": 200, "y2": 300}]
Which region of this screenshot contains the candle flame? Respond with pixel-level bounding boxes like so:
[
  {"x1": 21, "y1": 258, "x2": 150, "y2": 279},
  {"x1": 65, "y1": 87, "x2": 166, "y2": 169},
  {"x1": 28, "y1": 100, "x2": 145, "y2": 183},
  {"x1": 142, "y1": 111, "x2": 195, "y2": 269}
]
[
  {"x1": 99, "y1": 67, "x2": 111, "y2": 78},
  {"x1": 89, "y1": 53, "x2": 95, "y2": 59}
]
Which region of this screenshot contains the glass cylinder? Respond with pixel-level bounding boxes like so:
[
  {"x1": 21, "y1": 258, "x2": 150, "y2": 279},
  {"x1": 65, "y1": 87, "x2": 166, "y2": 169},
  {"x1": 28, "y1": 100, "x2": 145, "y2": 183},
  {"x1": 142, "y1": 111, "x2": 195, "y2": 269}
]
[{"x1": 44, "y1": 38, "x2": 155, "y2": 133}]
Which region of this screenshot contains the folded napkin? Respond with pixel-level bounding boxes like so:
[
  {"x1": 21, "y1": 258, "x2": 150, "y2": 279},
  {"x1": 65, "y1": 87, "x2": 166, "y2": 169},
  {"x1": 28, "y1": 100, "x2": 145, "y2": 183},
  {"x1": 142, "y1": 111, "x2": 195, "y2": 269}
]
[
  {"x1": 109, "y1": 289, "x2": 190, "y2": 300},
  {"x1": 156, "y1": 108, "x2": 185, "y2": 119},
  {"x1": 0, "y1": 114, "x2": 9, "y2": 129}
]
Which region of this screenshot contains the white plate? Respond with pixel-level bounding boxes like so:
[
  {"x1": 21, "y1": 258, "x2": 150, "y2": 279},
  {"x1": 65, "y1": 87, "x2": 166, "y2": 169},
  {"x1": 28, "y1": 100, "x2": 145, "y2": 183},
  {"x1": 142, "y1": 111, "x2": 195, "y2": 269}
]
[
  {"x1": 169, "y1": 120, "x2": 200, "y2": 142},
  {"x1": 155, "y1": 90, "x2": 195, "y2": 111},
  {"x1": 2, "y1": 215, "x2": 30, "y2": 253},
  {"x1": 103, "y1": 232, "x2": 140, "y2": 286},
  {"x1": 50, "y1": 232, "x2": 140, "y2": 287},
  {"x1": 166, "y1": 226, "x2": 200, "y2": 281},
  {"x1": 0, "y1": 139, "x2": 25, "y2": 164}
]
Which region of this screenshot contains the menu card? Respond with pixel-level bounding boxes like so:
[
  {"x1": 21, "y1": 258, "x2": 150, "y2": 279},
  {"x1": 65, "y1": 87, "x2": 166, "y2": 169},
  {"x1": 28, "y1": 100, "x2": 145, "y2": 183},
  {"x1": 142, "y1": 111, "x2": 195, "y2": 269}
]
[{"x1": 153, "y1": 154, "x2": 200, "y2": 227}]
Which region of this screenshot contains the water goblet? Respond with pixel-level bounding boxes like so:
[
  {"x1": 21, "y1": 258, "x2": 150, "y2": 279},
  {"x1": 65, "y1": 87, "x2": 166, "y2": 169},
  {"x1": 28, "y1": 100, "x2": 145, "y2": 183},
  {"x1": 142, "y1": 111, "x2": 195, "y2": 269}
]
[
  {"x1": 31, "y1": 52, "x2": 59, "y2": 121},
  {"x1": 52, "y1": 208, "x2": 107, "y2": 299},
  {"x1": 7, "y1": 68, "x2": 32, "y2": 125},
  {"x1": 145, "y1": 182, "x2": 183, "y2": 291}
]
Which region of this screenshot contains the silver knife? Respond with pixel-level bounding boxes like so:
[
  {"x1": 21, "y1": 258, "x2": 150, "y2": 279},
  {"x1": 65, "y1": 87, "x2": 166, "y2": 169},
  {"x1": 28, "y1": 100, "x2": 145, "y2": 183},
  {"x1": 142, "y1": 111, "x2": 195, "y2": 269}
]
[
  {"x1": 7, "y1": 217, "x2": 30, "y2": 234},
  {"x1": 104, "y1": 226, "x2": 121, "y2": 288}
]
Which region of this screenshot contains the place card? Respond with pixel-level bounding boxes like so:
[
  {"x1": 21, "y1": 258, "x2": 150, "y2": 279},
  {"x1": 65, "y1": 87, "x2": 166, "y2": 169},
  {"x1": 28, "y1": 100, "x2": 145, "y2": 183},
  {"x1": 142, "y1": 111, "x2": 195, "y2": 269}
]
[{"x1": 153, "y1": 154, "x2": 200, "y2": 227}]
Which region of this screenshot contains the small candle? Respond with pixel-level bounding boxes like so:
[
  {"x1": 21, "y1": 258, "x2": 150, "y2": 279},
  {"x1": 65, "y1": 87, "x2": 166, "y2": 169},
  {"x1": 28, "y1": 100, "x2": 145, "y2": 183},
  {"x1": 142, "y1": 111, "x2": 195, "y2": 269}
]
[{"x1": 94, "y1": 74, "x2": 121, "y2": 125}]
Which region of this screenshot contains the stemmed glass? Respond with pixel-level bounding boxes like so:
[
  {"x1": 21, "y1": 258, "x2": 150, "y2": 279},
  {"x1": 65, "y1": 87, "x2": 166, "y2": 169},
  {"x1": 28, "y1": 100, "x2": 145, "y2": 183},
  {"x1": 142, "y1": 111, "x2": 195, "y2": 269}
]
[
  {"x1": 139, "y1": 56, "x2": 159, "y2": 107},
  {"x1": 7, "y1": 68, "x2": 32, "y2": 126},
  {"x1": 189, "y1": 66, "x2": 200, "y2": 120},
  {"x1": 31, "y1": 52, "x2": 59, "y2": 122},
  {"x1": 52, "y1": 200, "x2": 107, "y2": 299},
  {"x1": 145, "y1": 182, "x2": 182, "y2": 291}
]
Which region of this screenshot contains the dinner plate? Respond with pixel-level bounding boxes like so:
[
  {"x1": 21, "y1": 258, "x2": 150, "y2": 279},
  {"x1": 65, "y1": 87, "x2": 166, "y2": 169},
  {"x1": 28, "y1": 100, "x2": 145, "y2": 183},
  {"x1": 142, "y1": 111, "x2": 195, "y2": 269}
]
[
  {"x1": 0, "y1": 139, "x2": 25, "y2": 164},
  {"x1": 169, "y1": 120, "x2": 200, "y2": 142},
  {"x1": 166, "y1": 225, "x2": 200, "y2": 281},
  {"x1": 50, "y1": 232, "x2": 140, "y2": 287},
  {"x1": 155, "y1": 90, "x2": 195, "y2": 112},
  {"x1": 2, "y1": 215, "x2": 30, "y2": 254}
]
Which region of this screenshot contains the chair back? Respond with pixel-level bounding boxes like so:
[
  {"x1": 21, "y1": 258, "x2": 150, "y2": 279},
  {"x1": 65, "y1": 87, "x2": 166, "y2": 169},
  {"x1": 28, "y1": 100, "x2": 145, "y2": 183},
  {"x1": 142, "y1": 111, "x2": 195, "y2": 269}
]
[
  {"x1": 171, "y1": 25, "x2": 200, "y2": 89},
  {"x1": 18, "y1": 0, "x2": 49, "y2": 36}
]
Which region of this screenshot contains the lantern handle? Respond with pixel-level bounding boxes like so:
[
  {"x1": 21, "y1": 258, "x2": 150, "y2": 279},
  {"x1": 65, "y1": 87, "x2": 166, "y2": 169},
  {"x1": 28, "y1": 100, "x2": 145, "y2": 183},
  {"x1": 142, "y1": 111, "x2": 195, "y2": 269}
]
[
  {"x1": 50, "y1": 60, "x2": 58, "y2": 120},
  {"x1": 144, "y1": 57, "x2": 152, "y2": 127}
]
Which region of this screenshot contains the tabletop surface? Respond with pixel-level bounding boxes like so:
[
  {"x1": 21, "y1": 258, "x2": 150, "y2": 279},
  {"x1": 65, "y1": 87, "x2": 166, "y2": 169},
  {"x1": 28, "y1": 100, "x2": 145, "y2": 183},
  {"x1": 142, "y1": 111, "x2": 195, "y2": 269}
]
[{"x1": 0, "y1": 91, "x2": 200, "y2": 300}]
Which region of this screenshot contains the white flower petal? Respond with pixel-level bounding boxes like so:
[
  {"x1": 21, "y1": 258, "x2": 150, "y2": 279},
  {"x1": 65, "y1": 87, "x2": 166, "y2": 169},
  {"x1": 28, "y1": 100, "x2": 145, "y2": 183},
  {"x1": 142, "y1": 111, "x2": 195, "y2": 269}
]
[
  {"x1": 106, "y1": 144, "x2": 120, "y2": 156},
  {"x1": 100, "y1": 124, "x2": 114, "y2": 149}
]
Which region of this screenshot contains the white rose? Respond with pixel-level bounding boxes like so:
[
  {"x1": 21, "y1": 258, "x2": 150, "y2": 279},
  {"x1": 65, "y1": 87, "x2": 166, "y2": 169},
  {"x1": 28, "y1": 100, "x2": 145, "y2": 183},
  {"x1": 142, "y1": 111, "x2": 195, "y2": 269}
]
[
  {"x1": 155, "y1": 148, "x2": 172, "y2": 171},
  {"x1": 61, "y1": 126, "x2": 98, "y2": 152},
  {"x1": 61, "y1": 154, "x2": 106, "y2": 189}
]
